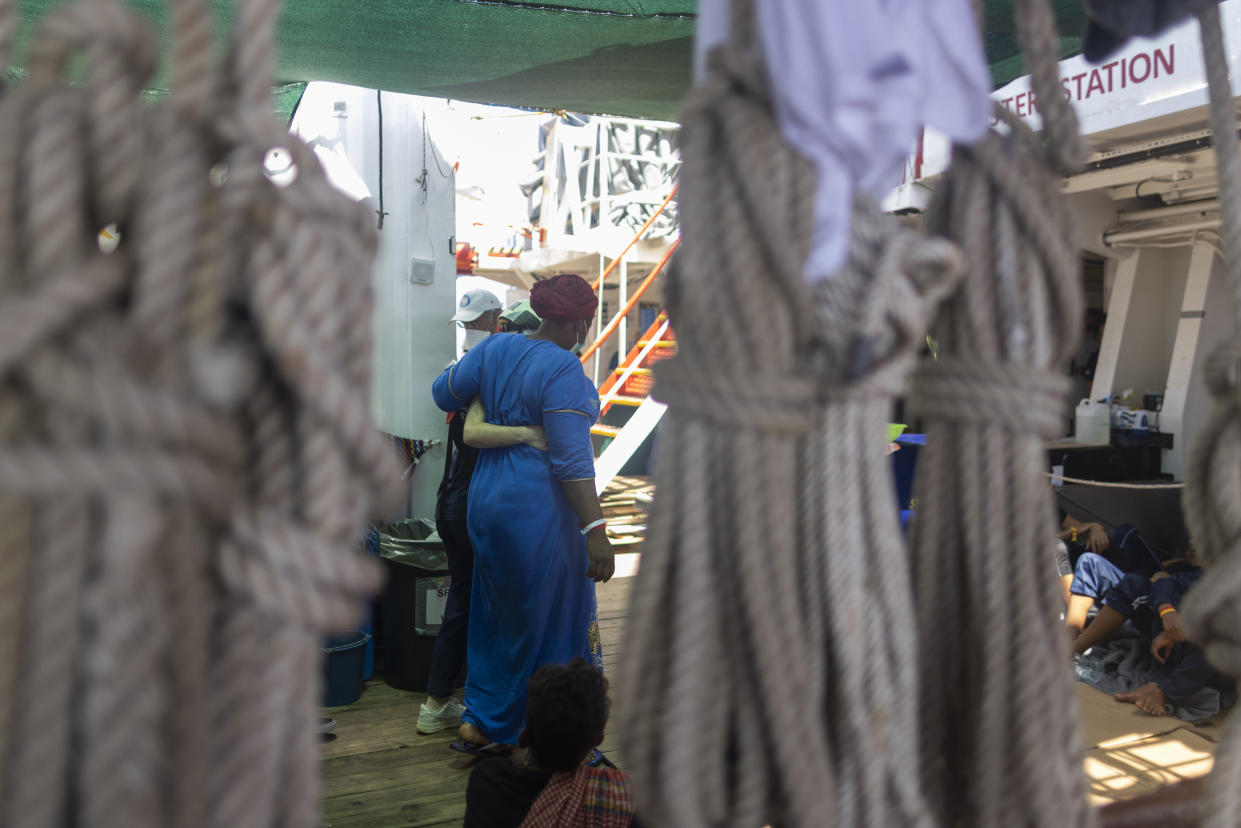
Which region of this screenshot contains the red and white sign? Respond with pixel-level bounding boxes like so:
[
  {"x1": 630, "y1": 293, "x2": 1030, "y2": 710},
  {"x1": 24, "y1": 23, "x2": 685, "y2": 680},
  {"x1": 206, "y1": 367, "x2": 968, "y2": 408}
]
[
  {"x1": 885, "y1": 0, "x2": 1241, "y2": 207},
  {"x1": 994, "y1": 45, "x2": 1177, "y2": 125}
]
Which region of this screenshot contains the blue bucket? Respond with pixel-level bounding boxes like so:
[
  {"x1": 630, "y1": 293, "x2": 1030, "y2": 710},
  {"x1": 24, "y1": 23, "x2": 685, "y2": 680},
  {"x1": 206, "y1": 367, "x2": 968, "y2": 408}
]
[{"x1": 322, "y1": 632, "x2": 370, "y2": 708}]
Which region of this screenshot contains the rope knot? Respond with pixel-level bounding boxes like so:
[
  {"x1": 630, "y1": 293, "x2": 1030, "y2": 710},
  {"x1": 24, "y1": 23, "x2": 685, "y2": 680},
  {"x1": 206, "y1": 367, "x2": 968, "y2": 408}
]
[
  {"x1": 219, "y1": 508, "x2": 384, "y2": 633},
  {"x1": 913, "y1": 358, "x2": 1070, "y2": 439},
  {"x1": 652, "y1": 348, "x2": 910, "y2": 435}
]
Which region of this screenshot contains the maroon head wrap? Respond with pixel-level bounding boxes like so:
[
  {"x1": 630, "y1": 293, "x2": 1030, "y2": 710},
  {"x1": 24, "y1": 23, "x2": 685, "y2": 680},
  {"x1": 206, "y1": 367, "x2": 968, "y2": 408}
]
[{"x1": 530, "y1": 273, "x2": 598, "y2": 322}]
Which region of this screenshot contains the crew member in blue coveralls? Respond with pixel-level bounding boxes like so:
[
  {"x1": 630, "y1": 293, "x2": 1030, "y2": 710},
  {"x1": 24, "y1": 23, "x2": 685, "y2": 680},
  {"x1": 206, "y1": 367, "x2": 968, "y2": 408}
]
[{"x1": 432, "y1": 273, "x2": 615, "y2": 751}]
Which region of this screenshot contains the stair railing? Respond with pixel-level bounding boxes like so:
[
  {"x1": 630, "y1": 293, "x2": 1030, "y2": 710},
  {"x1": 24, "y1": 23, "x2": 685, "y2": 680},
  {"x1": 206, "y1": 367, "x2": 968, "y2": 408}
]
[
  {"x1": 580, "y1": 237, "x2": 679, "y2": 367},
  {"x1": 590, "y1": 184, "x2": 679, "y2": 292},
  {"x1": 587, "y1": 185, "x2": 678, "y2": 384},
  {"x1": 598, "y1": 317, "x2": 671, "y2": 417}
]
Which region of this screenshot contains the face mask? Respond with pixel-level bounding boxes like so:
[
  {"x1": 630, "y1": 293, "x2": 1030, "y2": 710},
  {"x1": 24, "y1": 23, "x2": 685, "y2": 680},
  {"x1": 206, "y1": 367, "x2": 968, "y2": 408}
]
[
  {"x1": 570, "y1": 320, "x2": 588, "y2": 355},
  {"x1": 463, "y1": 329, "x2": 491, "y2": 351}
]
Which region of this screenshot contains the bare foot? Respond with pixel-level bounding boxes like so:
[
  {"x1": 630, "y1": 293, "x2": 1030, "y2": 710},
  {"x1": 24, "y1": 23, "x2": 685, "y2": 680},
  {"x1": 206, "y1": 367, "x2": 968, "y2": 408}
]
[
  {"x1": 1114, "y1": 682, "x2": 1169, "y2": 716},
  {"x1": 458, "y1": 721, "x2": 490, "y2": 746}
]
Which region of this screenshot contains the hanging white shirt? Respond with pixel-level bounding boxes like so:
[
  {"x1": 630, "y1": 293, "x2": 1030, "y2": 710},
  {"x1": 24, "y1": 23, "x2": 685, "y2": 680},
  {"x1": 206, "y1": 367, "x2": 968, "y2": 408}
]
[{"x1": 694, "y1": 0, "x2": 991, "y2": 281}]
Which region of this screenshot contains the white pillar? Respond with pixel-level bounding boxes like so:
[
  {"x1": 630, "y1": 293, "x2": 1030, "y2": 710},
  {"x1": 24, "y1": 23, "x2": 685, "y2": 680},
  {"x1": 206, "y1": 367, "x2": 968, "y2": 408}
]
[
  {"x1": 618, "y1": 258, "x2": 628, "y2": 366},
  {"x1": 1160, "y1": 239, "x2": 1216, "y2": 480},
  {"x1": 1090, "y1": 250, "x2": 1141, "y2": 404},
  {"x1": 540, "y1": 120, "x2": 560, "y2": 248}
]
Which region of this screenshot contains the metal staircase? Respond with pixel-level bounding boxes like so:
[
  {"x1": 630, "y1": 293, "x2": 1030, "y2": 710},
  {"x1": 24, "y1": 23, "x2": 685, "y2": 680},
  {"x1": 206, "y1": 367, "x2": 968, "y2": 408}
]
[
  {"x1": 573, "y1": 219, "x2": 678, "y2": 494},
  {"x1": 590, "y1": 312, "x2": 676, "y2": 493},
  {"x1": 595, "y1": 312, "x2": 675, "y2": 419}
]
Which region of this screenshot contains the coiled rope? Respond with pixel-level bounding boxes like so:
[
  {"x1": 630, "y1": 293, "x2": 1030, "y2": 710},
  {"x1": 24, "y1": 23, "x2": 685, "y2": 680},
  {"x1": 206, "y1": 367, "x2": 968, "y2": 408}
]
[
  {"x1": 0, "y1": 0, "x2": 400, "y2": 826},
  {"x1": 1180, "y1": 5, "x2": 1241, "y2": 826},
  {"x1": 908, "y1": 0, "x2": 1096, "y2": 825},
  {"x1": 616, "y1": 1, "x2": 961, "y2": 824}
]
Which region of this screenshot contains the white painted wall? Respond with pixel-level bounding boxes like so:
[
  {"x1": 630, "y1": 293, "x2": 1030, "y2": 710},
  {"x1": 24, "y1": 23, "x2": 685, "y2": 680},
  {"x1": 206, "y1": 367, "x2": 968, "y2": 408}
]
[
  {"x1": 1110, "y1": 247, "x2": 1187, "y2": 400},
  {"x1": 1068, "y1": 192, "x2": 1121, "y2": 261},
  {"x1": 1089, "y1": 241, "x2": 1237, "y2": 479},
  {"x1": 291, "y1": 82, "x2": 457, "y2": 518}
]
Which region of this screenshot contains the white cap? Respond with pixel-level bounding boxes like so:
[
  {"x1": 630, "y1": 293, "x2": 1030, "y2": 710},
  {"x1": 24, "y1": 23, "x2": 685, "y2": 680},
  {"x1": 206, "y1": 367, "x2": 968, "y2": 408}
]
[{"x1": 450, "y1": 289, "x2": 502, "y2": 323}]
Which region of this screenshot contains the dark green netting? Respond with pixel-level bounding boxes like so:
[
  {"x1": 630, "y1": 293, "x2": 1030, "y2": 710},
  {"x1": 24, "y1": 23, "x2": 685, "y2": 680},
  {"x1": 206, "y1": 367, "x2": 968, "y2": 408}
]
[
  {"x1": 983, "y1": 0, "x2": 1087, "y2": 86},
  {"x1": 10, "y1": 1, "x2": 1087, "y2": 122}
]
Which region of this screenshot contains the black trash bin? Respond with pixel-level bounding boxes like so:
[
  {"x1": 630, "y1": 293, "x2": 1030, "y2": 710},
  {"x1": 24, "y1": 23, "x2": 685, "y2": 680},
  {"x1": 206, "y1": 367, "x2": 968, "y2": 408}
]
[{"x1": 376, "y1": 518, "x2": 451, "y2": 692}]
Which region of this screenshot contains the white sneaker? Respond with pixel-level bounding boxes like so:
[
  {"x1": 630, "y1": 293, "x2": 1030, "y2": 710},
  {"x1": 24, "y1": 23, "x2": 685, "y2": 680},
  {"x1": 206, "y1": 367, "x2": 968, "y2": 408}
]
[{"x1": 417, "y1": 698, "x2": 465, "y2": 734}]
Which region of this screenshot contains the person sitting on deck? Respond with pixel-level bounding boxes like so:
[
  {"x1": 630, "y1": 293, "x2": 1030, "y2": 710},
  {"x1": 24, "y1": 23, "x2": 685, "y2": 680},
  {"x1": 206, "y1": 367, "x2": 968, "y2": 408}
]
[
  {"x1": 1054, "y1": 509, "x2": 1165, "y2": 637},
  {"x1": 1071, "y1": 554, "x2": 1236, "y2": 717},
  {"x1": 463, "y1": 659, "x2": 636, "y2": 828}
]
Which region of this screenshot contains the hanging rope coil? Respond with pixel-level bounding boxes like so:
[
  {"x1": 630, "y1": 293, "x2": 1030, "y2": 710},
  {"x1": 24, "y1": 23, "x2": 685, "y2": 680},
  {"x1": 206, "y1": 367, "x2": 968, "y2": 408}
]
[
  {"x1": 1011, "y1": 0, "x2": 1087, "y2": 174},
  {"x1": 0, "y1": 0, "x2": 400, "y2": 826},
  {"x1": 1179, "y1": 6, "x2": 1241, "y2": 827},
  {"x1": 615, "y1": 1, "x2": 962, "y2": 822},
  {"x1": 909, "y1": 6, "x2": 1094, "y2": 825}
]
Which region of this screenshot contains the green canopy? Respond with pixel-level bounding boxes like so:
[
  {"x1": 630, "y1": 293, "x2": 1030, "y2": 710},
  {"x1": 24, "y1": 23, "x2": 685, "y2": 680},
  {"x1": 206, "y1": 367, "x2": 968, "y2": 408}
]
[
  {"x1": 12, "y1": 1, "x2": 1088, "y2": 122},
  {"x1": 983, "y1": 0, "x2": 1087, "y2": 88}
]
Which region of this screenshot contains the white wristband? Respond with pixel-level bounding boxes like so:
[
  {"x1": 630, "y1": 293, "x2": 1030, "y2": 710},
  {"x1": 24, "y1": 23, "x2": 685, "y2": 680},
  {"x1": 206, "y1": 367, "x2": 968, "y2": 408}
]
[{"x1": 581, "y1": 518, "x2": 607, "y2": 536}]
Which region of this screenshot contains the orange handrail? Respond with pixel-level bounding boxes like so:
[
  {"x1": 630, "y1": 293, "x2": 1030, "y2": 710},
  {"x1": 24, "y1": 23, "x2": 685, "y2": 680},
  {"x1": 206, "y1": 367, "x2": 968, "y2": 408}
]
[
  {"x1": 596, "y1": 310, "x2": 668, "y2": 400},
  {"x1": 580, "y1": 237, "x2": 679, "y2": 365},
  {"x1": 590, "y1": 184, "x2": 679, "y2": 291}
]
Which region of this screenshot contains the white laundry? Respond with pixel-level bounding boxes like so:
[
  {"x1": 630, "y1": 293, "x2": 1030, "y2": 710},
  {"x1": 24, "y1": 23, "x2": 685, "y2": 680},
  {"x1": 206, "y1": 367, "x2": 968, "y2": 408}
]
[{"x1": 694, "y1": 0, "x2": 992, "y2": 281}]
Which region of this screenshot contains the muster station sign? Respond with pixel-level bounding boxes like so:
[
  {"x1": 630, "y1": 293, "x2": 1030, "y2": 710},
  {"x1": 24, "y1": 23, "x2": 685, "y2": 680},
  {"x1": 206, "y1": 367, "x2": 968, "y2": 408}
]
[{"x1": 884, "y1": 0, "x2": 1241, "y2": 208}]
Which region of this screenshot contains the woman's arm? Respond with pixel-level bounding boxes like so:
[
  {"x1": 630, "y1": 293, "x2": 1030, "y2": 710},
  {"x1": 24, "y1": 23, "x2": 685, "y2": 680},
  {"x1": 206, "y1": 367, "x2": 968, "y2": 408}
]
[
  {"x1": 541, "y1": 357, "x2": 613, "y2": 581},
  {"x1": 462, "y1": 397, "x2": 548, "y2": 450},
  {"x1": 559, "y1": 478, "x2": 615, "y2": 583},
  {"x1": 432, "y1": 348, "x2": 482, "y2": 413}
]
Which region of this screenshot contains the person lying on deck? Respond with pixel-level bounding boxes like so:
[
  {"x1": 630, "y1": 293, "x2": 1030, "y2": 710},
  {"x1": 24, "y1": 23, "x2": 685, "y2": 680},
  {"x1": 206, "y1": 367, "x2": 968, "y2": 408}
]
[
  {"x1": 1071, "y1": 555, "x2": 1236, "y2": 717},
  {"x1": 464, "y1": 659, "x2": 637, "y2": 828},
  {"x1": 1053, "y1": 510, "x2": 1165, "y2": 637}
]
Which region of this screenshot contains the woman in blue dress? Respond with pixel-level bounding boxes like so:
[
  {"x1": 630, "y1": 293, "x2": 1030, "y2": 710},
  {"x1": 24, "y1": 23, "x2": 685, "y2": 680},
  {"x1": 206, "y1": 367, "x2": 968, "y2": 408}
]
[{"x1": 431, "y1": 273, "x2": 616, "y2": 749}]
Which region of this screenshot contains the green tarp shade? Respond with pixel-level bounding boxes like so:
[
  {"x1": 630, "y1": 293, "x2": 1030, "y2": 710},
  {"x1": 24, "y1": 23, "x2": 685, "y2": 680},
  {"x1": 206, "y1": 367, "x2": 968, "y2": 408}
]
[
  {"x1": 983, "y1": 0, "x2": 1087, "y2": 87},
  {"x1": 11, "y1": 1, "x2": 1088, "y2": 123}
]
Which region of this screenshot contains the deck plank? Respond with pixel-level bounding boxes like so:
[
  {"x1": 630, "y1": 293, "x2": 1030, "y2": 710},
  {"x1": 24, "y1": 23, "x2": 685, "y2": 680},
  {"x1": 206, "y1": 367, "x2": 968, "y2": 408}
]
[
  {"x1": 320, "y1": 492, "x2": 1212, "y2": 822},
  {"x1": 320, "y1": 573, "x2": 636, "y2": 826}
]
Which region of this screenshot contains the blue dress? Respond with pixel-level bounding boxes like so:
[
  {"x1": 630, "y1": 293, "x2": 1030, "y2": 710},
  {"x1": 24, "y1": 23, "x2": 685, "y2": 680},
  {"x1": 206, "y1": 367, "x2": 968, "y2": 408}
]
[{"x1": 431, "y1": 334, "x2": 602, "y2": 743}]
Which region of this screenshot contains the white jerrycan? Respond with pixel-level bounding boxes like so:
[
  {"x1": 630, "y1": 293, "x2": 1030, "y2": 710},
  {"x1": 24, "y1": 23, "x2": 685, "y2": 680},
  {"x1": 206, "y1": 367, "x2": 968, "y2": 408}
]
[{"x1": 1074, "y1": 399, "x2": 1110, "y2": 444}]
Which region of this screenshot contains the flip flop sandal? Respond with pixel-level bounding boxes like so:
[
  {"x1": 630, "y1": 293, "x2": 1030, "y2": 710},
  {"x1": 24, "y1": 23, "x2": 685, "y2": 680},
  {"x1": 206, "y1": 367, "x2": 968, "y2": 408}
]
[{"x1": 450, "y1": 740, "x2": 512, "y2": 758}]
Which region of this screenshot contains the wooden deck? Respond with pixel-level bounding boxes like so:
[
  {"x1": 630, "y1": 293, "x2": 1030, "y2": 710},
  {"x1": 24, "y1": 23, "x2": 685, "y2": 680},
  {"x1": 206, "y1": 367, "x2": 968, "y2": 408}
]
[
  {"x1": 320, "y1": 571, "x2": 634, "y2": 827},
  {"x1": 319, "y1": 476, "x2": 1227, "y2": 823},
  {"x1": 1078, "y1": 681, "x2": 1223, "y2": 804}
]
